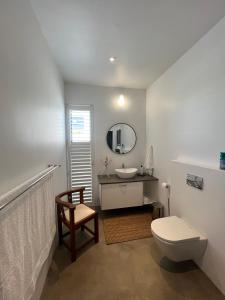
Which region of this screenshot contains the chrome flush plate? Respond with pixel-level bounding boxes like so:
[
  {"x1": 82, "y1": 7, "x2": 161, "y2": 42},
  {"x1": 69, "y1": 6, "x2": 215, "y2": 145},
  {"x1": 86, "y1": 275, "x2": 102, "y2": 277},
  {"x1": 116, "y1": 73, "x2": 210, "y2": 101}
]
[{"x1": 186, "y1": 174, "x2": 203, "y2": 190}]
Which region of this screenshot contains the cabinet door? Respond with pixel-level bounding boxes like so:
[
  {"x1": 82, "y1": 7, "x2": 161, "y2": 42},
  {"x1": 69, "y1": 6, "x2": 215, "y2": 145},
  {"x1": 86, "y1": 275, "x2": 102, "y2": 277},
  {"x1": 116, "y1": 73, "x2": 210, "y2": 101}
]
[{"x1": 101, "y1": 182, "x2": 143, "y2": 210}]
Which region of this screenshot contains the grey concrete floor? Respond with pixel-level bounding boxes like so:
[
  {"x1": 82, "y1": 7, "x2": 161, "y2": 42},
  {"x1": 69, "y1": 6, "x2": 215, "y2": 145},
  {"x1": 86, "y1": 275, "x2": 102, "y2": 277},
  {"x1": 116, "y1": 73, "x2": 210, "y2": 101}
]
[{"x1": 41, "y1": 210, "x2": 225, "y2": 300}]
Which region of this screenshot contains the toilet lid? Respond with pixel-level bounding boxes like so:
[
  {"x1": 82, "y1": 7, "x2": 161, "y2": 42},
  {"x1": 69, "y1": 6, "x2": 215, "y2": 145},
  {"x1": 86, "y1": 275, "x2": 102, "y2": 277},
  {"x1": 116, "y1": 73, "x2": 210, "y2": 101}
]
[{"x1": 151, "y1": 216, "x2": 200, "y2": 244}]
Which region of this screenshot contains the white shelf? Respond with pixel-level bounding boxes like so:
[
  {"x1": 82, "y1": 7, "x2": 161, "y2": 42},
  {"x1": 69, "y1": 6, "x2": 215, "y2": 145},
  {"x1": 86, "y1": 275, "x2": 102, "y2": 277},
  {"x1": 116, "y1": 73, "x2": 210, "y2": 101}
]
[{"x1": 171, "y1": 159, "x2": 225, "y2": 173}]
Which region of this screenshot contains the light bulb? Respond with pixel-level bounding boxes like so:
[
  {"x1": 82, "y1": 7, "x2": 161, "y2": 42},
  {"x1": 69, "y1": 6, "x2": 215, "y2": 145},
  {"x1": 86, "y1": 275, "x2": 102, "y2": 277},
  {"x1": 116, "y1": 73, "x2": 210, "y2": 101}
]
[
  {"x1": 109, "y1": 57, "x2": 116, "y2": 62},
  {"x1": 118, "y1": 94, "x2": 125, "y2": 106}
]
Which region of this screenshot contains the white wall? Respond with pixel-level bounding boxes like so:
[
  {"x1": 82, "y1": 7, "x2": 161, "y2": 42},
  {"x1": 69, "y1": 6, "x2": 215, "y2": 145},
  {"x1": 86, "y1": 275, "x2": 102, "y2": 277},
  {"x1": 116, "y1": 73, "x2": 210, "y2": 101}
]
[
  {"x1": 146, "y1": 16, "x2": 225, "y2": 294},
  {"x1": 0, "y1": 0, "x2": 67, "y2": 195},
  {"x1": 170, "y1": 160, "x2": 225, "y2": 295},
  {"x1": 65, "y1": 83, "x2": 146, "y2": 204},
  {"x1": 0, "y1": 0, "x2": 67, "y2": 298}
]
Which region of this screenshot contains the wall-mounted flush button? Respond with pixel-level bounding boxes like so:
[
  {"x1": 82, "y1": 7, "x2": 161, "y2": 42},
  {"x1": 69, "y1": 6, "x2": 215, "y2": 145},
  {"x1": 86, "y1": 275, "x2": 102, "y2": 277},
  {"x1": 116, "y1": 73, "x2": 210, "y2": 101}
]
[{"x1": 186, "y1": 174, "x2": 203, "y2": 190}]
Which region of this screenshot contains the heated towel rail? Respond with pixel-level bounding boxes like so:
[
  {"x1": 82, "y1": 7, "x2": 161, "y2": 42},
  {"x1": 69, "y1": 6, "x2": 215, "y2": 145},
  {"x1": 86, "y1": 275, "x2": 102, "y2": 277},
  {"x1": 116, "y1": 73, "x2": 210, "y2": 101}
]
[{"x1": 0, "y1": 164, "x2": 61, "y2": 212}]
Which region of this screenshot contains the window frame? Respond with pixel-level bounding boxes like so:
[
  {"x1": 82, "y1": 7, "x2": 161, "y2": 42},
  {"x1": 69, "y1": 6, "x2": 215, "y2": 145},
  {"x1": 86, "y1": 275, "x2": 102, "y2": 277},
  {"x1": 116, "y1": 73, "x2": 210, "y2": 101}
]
[{"x1": 66, "y1": 104, "x2": 95, "y2": 202}]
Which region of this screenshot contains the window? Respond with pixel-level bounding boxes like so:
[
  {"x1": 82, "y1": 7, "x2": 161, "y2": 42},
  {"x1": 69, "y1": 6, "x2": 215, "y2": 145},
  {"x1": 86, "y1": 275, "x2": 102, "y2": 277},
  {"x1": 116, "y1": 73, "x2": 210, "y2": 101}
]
[
  {"x1": 67, "y1": 106, "x2": 93, "y2": 203},
  {"x1": 70, "y1": 110, "x2": 90, "y2": 143}
]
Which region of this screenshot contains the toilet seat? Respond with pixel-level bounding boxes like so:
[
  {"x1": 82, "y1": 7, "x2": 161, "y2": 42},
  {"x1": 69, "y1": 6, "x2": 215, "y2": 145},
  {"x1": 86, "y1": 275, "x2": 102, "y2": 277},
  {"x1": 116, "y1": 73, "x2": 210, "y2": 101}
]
[{"x1": 151, "y1": 216, "x2": 200, "y2": 244}]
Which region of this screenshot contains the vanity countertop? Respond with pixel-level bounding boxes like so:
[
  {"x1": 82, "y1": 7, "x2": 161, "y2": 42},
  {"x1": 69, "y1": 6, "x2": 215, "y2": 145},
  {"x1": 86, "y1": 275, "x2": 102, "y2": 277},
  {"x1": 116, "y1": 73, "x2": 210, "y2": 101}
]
[{"x1": 98, "y1": 174, "x2": 158, "y2": 184}]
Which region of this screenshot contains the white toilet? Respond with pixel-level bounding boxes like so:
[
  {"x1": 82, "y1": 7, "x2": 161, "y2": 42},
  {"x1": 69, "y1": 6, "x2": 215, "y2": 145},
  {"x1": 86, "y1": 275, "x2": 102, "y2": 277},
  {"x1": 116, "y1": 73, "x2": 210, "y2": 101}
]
[{"x1": 151, "y1": 216, "x2": 207, "y2": 262}]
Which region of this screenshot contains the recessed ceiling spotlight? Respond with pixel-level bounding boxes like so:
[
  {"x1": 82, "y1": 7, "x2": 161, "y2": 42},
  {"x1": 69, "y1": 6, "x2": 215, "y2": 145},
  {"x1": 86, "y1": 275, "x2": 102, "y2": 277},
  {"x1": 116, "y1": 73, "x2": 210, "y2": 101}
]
[{"x1": 109, "y1": 57, "x2": 116, "y2": 62}]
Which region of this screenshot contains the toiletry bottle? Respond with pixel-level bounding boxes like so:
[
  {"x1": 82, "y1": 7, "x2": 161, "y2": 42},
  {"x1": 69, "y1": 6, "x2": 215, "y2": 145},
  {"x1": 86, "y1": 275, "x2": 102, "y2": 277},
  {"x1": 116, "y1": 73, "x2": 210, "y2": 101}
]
[
  {"x1": 140, "y1": 165, "x2": 144, "y2": 176},
  {"x1": 220, "y1": 152, "x2": 225, "y2": 170}
]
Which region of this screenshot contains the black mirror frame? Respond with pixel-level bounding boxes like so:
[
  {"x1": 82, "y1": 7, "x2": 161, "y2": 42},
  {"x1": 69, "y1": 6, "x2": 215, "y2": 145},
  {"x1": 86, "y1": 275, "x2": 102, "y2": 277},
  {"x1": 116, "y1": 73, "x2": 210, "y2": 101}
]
[{"x1": 106, "y1": 122, "x2": 137, "y2": 155}]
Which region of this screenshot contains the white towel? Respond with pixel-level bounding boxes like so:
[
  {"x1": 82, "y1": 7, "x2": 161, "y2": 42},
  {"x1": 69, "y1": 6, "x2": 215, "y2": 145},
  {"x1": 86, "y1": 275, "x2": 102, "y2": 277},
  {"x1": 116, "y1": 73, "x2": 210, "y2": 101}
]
[
  {"x1": 144, "y1": 145, "x2": 154, "y2": 170},
  {"x1": 0, "y1": 175, "x2": 55, "y2": 300}
]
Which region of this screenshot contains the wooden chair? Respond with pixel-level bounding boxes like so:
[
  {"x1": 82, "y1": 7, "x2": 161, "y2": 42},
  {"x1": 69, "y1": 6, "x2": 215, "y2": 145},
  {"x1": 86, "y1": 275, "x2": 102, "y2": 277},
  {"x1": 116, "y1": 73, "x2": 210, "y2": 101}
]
[{"x1": 55, "y1": 187, "x2": 99, "y2": 262}]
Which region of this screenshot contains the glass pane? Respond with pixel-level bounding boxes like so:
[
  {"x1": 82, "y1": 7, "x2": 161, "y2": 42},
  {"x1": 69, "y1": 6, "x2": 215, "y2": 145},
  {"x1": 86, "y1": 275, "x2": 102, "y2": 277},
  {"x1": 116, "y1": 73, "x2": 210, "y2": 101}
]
[{"x1": 70, "y1": 110, "x2": 91, "y2": 143}]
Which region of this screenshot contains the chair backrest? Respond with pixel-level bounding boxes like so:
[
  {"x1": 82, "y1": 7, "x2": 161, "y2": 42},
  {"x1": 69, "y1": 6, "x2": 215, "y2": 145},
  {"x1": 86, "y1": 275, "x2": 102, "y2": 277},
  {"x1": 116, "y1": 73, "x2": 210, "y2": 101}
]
[
  {"x1": 57, "y1": 187, "x2": 85, "y2": 204},
  {"x1": 55, "y1": 187, "x2": 85, "y2": 226}
]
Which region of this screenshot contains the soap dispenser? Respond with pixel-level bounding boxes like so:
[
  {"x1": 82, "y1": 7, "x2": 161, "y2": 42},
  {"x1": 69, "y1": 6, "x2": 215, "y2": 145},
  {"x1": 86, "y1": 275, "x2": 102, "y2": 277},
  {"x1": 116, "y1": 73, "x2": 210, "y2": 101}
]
[{"x1": 139, "y1": 165, "x2": 144, "y2": 176}]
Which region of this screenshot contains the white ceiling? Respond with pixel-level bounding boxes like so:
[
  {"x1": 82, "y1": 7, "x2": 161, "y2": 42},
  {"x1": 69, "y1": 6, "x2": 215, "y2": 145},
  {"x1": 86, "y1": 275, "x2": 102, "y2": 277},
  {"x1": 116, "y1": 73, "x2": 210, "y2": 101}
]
[{"x1": 31, "y1": 0, "x2": 225, "y2": 88}]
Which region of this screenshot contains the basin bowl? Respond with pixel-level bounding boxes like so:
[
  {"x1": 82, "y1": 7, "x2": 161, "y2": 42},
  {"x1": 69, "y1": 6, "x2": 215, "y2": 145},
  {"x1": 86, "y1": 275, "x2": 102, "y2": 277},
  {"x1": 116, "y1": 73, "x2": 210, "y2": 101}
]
[{"x1": 115, "y1": 168, "x2": 138, "y2": 179}]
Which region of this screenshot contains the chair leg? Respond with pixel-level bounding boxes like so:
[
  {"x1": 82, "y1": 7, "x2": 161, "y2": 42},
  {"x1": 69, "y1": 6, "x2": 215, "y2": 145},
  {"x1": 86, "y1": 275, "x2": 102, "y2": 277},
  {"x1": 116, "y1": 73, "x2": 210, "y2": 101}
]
[
  {"x1": 70, "y1": 228, "x2": 76, "y2": 262},
  {"x1": 94, "y1": 215, "x2": 99, "y2": 243},
  {"x1": 81, "y1": 225, "x2": 85, "y2": 231}
]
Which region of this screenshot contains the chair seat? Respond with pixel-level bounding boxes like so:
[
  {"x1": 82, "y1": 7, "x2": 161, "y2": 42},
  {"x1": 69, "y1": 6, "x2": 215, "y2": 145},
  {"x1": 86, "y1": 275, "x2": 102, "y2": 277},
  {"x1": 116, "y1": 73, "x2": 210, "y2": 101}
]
[{"x1": 65, "y1": 204, "x2": 96, "y2": 224}]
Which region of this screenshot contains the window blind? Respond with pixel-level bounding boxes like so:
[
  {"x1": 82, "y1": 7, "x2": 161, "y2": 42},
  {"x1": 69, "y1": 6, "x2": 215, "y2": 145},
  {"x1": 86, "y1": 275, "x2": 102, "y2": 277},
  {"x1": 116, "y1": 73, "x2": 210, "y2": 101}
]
[{"x1": 68, "y1": 108, "x2": 93, "y2": 203}]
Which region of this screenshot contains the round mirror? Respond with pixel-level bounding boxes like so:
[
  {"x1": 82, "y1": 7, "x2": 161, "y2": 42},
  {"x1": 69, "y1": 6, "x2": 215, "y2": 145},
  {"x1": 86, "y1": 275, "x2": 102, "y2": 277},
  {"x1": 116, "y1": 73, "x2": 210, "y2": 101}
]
[{"x1": 106, "y1": 123, "x2": 137, "y2": 154}]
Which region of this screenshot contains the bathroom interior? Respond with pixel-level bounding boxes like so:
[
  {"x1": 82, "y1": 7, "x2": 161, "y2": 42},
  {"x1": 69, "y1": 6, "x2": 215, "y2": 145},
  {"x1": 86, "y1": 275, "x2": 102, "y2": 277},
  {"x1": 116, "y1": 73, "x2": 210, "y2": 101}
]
[{"x1": 1, "y1": 0, "x2": 225, "y2": 299}]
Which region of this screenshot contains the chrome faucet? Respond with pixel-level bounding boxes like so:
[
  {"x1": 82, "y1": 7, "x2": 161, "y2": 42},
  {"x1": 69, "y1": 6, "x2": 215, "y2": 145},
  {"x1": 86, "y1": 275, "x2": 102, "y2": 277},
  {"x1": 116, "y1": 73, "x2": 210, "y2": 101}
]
[{"x1": 122, "y1": 163, "x2": 125, "y2": 168}]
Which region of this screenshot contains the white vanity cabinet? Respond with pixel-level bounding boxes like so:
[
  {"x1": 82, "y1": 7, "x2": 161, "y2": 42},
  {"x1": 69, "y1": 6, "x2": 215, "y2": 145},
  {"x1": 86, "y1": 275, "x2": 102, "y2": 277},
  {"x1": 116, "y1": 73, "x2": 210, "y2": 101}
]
[{"x1": 99, "y1": 181, "x2": 143, "y2": 210}]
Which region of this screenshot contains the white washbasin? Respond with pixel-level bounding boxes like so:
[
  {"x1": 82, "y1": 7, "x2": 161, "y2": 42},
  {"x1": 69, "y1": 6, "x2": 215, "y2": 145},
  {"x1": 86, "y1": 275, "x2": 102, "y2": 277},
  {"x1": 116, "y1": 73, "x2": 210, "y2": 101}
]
[{"x1": 115, "y1": 168, "x2": 138, "y2": 179}]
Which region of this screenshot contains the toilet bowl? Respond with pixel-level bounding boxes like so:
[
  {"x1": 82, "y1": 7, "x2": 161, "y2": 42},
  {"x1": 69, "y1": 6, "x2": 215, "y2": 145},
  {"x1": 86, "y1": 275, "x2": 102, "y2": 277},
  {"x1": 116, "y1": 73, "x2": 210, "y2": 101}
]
[{"x1": 151, "y1": 216, "x2": 207, "y2": 262}]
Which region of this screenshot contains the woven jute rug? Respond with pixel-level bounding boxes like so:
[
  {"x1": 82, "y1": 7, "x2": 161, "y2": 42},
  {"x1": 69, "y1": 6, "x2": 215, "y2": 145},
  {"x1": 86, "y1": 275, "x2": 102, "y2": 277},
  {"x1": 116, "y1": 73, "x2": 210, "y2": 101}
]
[{"x1": 103, "y1": 210, "x2": 153, "y2": 245}]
